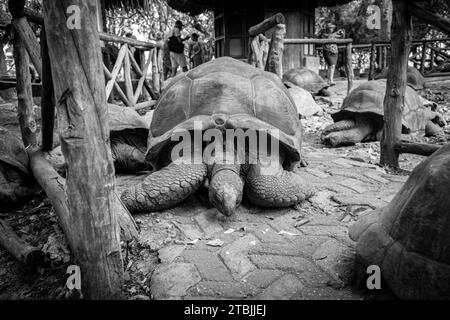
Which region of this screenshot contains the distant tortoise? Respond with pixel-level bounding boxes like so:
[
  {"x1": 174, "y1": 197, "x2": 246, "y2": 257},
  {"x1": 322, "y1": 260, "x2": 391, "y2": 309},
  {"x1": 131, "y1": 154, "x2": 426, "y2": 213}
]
[
  {"x1": 375, "y1": 66, "x2": 426, "y2": 90},
  {"x1": 286, "y1": 85, "x2": 323, "y2": 118},
  {"x1": 108, "y1": 104, "x2": 152, "y2": 173},
  {"x1": 350, "y1": 142, "x2": 450, "y2": 299},
  {"x1": 121, "y1": 57, "x2": 314, "y2": 216},
  {"x1": 321, "y1": 79, "x2": 445, "y2": 147},
  {"x1": 283, "y1": 67, "x2": 331, "y2": 96},
  {"x1": 0, "y1": 127, "x2": 38, "y2": 206}
]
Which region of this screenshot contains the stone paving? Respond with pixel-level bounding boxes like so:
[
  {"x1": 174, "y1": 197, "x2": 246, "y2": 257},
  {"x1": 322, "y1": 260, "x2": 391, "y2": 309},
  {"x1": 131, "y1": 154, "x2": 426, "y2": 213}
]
[{"x1": 117, "y1": 140, "x2": 410, "y2": 300}]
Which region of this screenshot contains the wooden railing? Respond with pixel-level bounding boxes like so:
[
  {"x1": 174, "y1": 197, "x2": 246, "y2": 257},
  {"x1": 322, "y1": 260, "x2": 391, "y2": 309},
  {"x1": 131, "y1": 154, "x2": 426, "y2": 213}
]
[
  {"x1": 6, "y1": 9, "x2": 163, "y2": 112},
  {"x1": 100, "y1": 34, "x2": 164, "y2": 111},
  {"x1": 284, "y1": 38, "x2": 355, "y2": 94},
  {"x1": 327, "y1": 38, "x2": 450, "y2": 80},
  {"x1": 247, "y1": 14, "x2": 354, "y2": 94}
]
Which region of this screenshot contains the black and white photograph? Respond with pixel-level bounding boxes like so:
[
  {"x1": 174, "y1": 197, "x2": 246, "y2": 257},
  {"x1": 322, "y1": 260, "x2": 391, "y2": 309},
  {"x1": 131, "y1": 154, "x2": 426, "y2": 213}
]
[{"x1": 0, "y1": 0, "x2": 449, "y2": 307}]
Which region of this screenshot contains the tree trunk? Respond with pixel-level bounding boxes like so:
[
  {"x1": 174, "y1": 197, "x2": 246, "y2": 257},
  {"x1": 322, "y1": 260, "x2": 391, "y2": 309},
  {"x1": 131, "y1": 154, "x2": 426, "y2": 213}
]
[
  {"x1": 377, "y1": 0, "x2": 392, "y2": 41},
  {"x1": 12, "y1": 17, "x2": 42, "y2": 78},
  {"x1": 0, "y1": 218, "x2": 45, "y2": 267},
  {"x1": 13, "y1": 29, "x2": 37, "y2": 148},
  {"x1": 265, "y1": 24, "x2": 285, "y2": 78},
  {"x1": 380, "y1": 0, "x2": 412, "y2": 168},
  {"x1": 42, "y1": 0, "x2": 123, "y2": 299}
]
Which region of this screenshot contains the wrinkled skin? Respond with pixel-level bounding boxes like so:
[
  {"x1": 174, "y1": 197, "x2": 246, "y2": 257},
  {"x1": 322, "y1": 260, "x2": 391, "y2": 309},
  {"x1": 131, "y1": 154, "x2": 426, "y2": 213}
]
[
  {"x1": 321, "y1": 113, "x2": 446, "y2": 147},
  {"x1": 120, "y1": 143, "x2": 314, "y2": 217}
]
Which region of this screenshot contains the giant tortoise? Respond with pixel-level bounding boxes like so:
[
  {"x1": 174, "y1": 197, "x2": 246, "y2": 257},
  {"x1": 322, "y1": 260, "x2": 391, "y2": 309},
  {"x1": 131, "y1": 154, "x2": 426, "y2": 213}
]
[
  {"x1": 375, "y1": 66, "x2": 426, "y2": 90},
  {"x1": 108, "y1": 104, "x2": 152, "y2": 173},
  {"x1": 0, "y1": 127, "x2": 38, "y2": 206},
  {"x1": 321, "y1": 79, "x2": 445, "y2": 147},
  {"x1": 350, "y1": 142, "x2": 450, "y2": 299},
  {"x1": 121, "y1": 57, "x2": 314, "y2": 216},
  {"x1": 283, "y1": 67, "x2": 331, "y2": 96}
]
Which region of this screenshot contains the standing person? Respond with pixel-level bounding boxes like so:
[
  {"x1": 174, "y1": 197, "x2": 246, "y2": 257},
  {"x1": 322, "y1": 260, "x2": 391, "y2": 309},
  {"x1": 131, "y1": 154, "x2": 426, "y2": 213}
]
[
  {"x1": 320, "y1": 23, "x2": 344, "y2": 86},
  {"x1": 168, "y1": 20, "x2": 190, "y2": 77},
  {"x1": 162, "y1": 34, "x2": 172, "y2": 80},
  {"x1": 188, "y1": 33, "x2": 203, "y2": 69}
]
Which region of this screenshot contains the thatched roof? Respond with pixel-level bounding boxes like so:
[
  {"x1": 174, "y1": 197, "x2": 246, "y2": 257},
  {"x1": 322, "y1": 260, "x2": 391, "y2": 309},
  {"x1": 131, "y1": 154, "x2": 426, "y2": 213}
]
[
  {"x1": 167, "y1": 0, "x2": 356, "y2": 15},
  {"x1": 104, "y1": 0, "x2": 151, "y2": 11}
]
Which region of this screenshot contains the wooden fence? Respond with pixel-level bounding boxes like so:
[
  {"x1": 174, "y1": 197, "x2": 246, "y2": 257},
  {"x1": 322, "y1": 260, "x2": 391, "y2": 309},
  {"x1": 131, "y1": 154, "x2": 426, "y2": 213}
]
[{"x1": 1, "y1": 10, "x2": 163, "y2": 112}]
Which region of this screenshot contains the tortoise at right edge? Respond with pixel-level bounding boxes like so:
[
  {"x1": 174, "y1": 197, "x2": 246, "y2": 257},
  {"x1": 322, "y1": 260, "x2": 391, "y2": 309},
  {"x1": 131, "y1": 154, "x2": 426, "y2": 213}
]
[
  {"x1": 321, "y1": 80, "x2": 446, "y2": 147},
  {"x1": 350, "y1": 142, "x2": 450, "y2": 299}
]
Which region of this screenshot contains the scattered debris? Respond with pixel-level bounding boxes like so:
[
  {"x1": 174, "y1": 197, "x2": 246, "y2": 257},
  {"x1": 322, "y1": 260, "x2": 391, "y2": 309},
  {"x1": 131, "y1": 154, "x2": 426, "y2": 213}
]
[
  {"x1": 186, "y1": 239, "x2": 199, "y2": 245},
  {"x1": 294, "y1": 219, "x2": 310, "y2": 227},
  {"x1": 206, "y1": 239, "x2": 224, "y2": 247},
  {"x1": 277, "y1": 230, "x2": 301, "y2": 236}
]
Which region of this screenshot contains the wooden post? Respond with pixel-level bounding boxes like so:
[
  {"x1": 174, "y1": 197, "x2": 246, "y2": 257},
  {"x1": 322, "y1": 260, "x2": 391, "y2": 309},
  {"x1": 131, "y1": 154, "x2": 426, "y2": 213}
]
[
  {"x1": 42, "y1": 0, "x2": 123, "y2": 299},
  {"x1": 249, "y1": 13, "x2": 285, "y2": 36},
  {"x1": 369, "y1": 41, "x2": 376, "y2": 80},
  {"x1": 12, "y1": 17, "x2": 42, "y2": 78},
  {"x1": 430, "y1": 48, "x2": 435, "y2": 71},
  {"x1": 265, "y1": 24, "x2": 285, "y2": 77},
  {"x1": 152, "y1": 48, "x2": 160, "y2": 95},
  {"x1": 123, "y1": 46, "x2": 134, "y2": 107},
  {"x1": 420, "y1": 41, "x2": 426, "y2": 73},
  {"x1": 380, "y1": 0, "x2": 412, "y2": 167},
  {"x1": 345, "y1": 42, "x2": 354, "y2": 94},
  {"x1": 13, "y1": 27, "x2": 37, "y2": 148},
  {"x1": 40, "y1": 27, "x2": 55, "y2": 151}
]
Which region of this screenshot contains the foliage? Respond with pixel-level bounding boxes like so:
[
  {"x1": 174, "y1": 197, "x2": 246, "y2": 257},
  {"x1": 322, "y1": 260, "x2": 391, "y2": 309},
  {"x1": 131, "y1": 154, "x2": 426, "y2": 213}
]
[
  {"x1": 316, "y1": 0, "x2": 450, "y2": 43},
  {"x1": 105, "y1": 0, "x2": 214, "y2": 42}
]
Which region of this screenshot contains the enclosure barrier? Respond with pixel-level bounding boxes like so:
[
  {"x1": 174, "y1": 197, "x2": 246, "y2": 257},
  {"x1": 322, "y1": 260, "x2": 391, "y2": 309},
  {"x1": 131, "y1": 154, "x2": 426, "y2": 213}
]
[
  {"x1": 284, "y1": 38, "x2": 354, "y2": 94},
  {"x1": 246, "y1": 14, "x2": 354, "y2": 94},
  {"x1": 3, "y1": 1, "x2": 141, "y2": 299}
]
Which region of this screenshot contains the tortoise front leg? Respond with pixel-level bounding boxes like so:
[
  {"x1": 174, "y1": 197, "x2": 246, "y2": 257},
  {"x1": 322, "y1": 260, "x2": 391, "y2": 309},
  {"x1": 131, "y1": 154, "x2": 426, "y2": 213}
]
[
  {"x1": 321, "y1": 119, "x2": 356, "y2": 138},
  {"x1": 245, "y1": 162, "x2": 314, "y2": 208},
  {"x1": 322, "y1": 117, "x2": 374, "y2": 147},
  {"x1": 121, "y1": 163, "x2": 207, "y2": 213}
]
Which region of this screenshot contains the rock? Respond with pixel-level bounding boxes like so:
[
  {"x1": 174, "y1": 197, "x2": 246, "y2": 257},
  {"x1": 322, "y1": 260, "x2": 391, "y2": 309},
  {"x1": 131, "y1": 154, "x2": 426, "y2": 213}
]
[
  {"x1": 287, "y1": 85, "x2": 323, "y2": 118},
  {"x1": 256, "y1": 274, "x2": 304, "y2": 300},
  {"x1": 150, "y1": 262, "x2": 201, "y2": 299},
  {"x1": 312, "y1": 239, "x2": 355, "y2": 285},
  {"x1": 220, "y1": 234, "x2": 258, "y2": 279},
  {"x1": 158, "y1": 245, "x2": 186, "y2": 264}
]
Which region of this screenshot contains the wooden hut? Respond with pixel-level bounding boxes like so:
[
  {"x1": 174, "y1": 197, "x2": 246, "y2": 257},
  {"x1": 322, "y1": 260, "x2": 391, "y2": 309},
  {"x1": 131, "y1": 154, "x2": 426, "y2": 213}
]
[{"x1": 167, "y1": 0, "x2": 353, "y2": 71}]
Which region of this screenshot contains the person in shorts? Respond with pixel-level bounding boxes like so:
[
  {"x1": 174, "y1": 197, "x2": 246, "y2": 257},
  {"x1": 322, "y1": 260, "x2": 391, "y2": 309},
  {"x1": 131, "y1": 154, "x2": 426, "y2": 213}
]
[
  {"x1": 168, "y1": 20, "x2": 190, "y2": 77},
  {"x1": 320, "y1": 23, "x2": 344, "y2": 86}
]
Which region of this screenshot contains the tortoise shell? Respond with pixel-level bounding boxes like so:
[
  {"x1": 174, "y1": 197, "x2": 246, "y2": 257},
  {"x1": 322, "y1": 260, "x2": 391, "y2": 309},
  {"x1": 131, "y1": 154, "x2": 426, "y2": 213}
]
[
  {"x1": 332, "y1": 79, "x2": 428, "y2": 133},
  {"x1": 148, "y1": 57, "x2": 302, "y2": 167},
  {"x1": 282, "y1": 67, "x2": 329, "y2": 95},
  {"x1": 0, "y1": 126, "x2": 29, "y2": 175},
  {"x1": 108, "y1": 103, "x2": 149, "y2": 133},
  {"x1": 375, "y1": 66, "x2": 426, "y2": 90},
  {"x1": 107, "y1": 104, "x2": 150, "y2": 160},
  {"x1": 287, "y1": 85, "x2": 322, "y2": 118},
  {"x1": 350, "y1": 142, "x2": 450, "y2": 299},
  {"x1": 0, "y1": 126, "x2": 37, "y2": 205}
]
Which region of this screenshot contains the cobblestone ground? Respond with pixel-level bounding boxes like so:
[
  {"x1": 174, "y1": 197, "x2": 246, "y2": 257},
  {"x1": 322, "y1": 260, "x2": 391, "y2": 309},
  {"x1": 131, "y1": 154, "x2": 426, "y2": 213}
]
[
  {"x1": 117, "y1": 143, "x2": 411, "y2": 300},
  {"x1": 115, "y1": 80, "x2": 437, "y2": 300}
]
